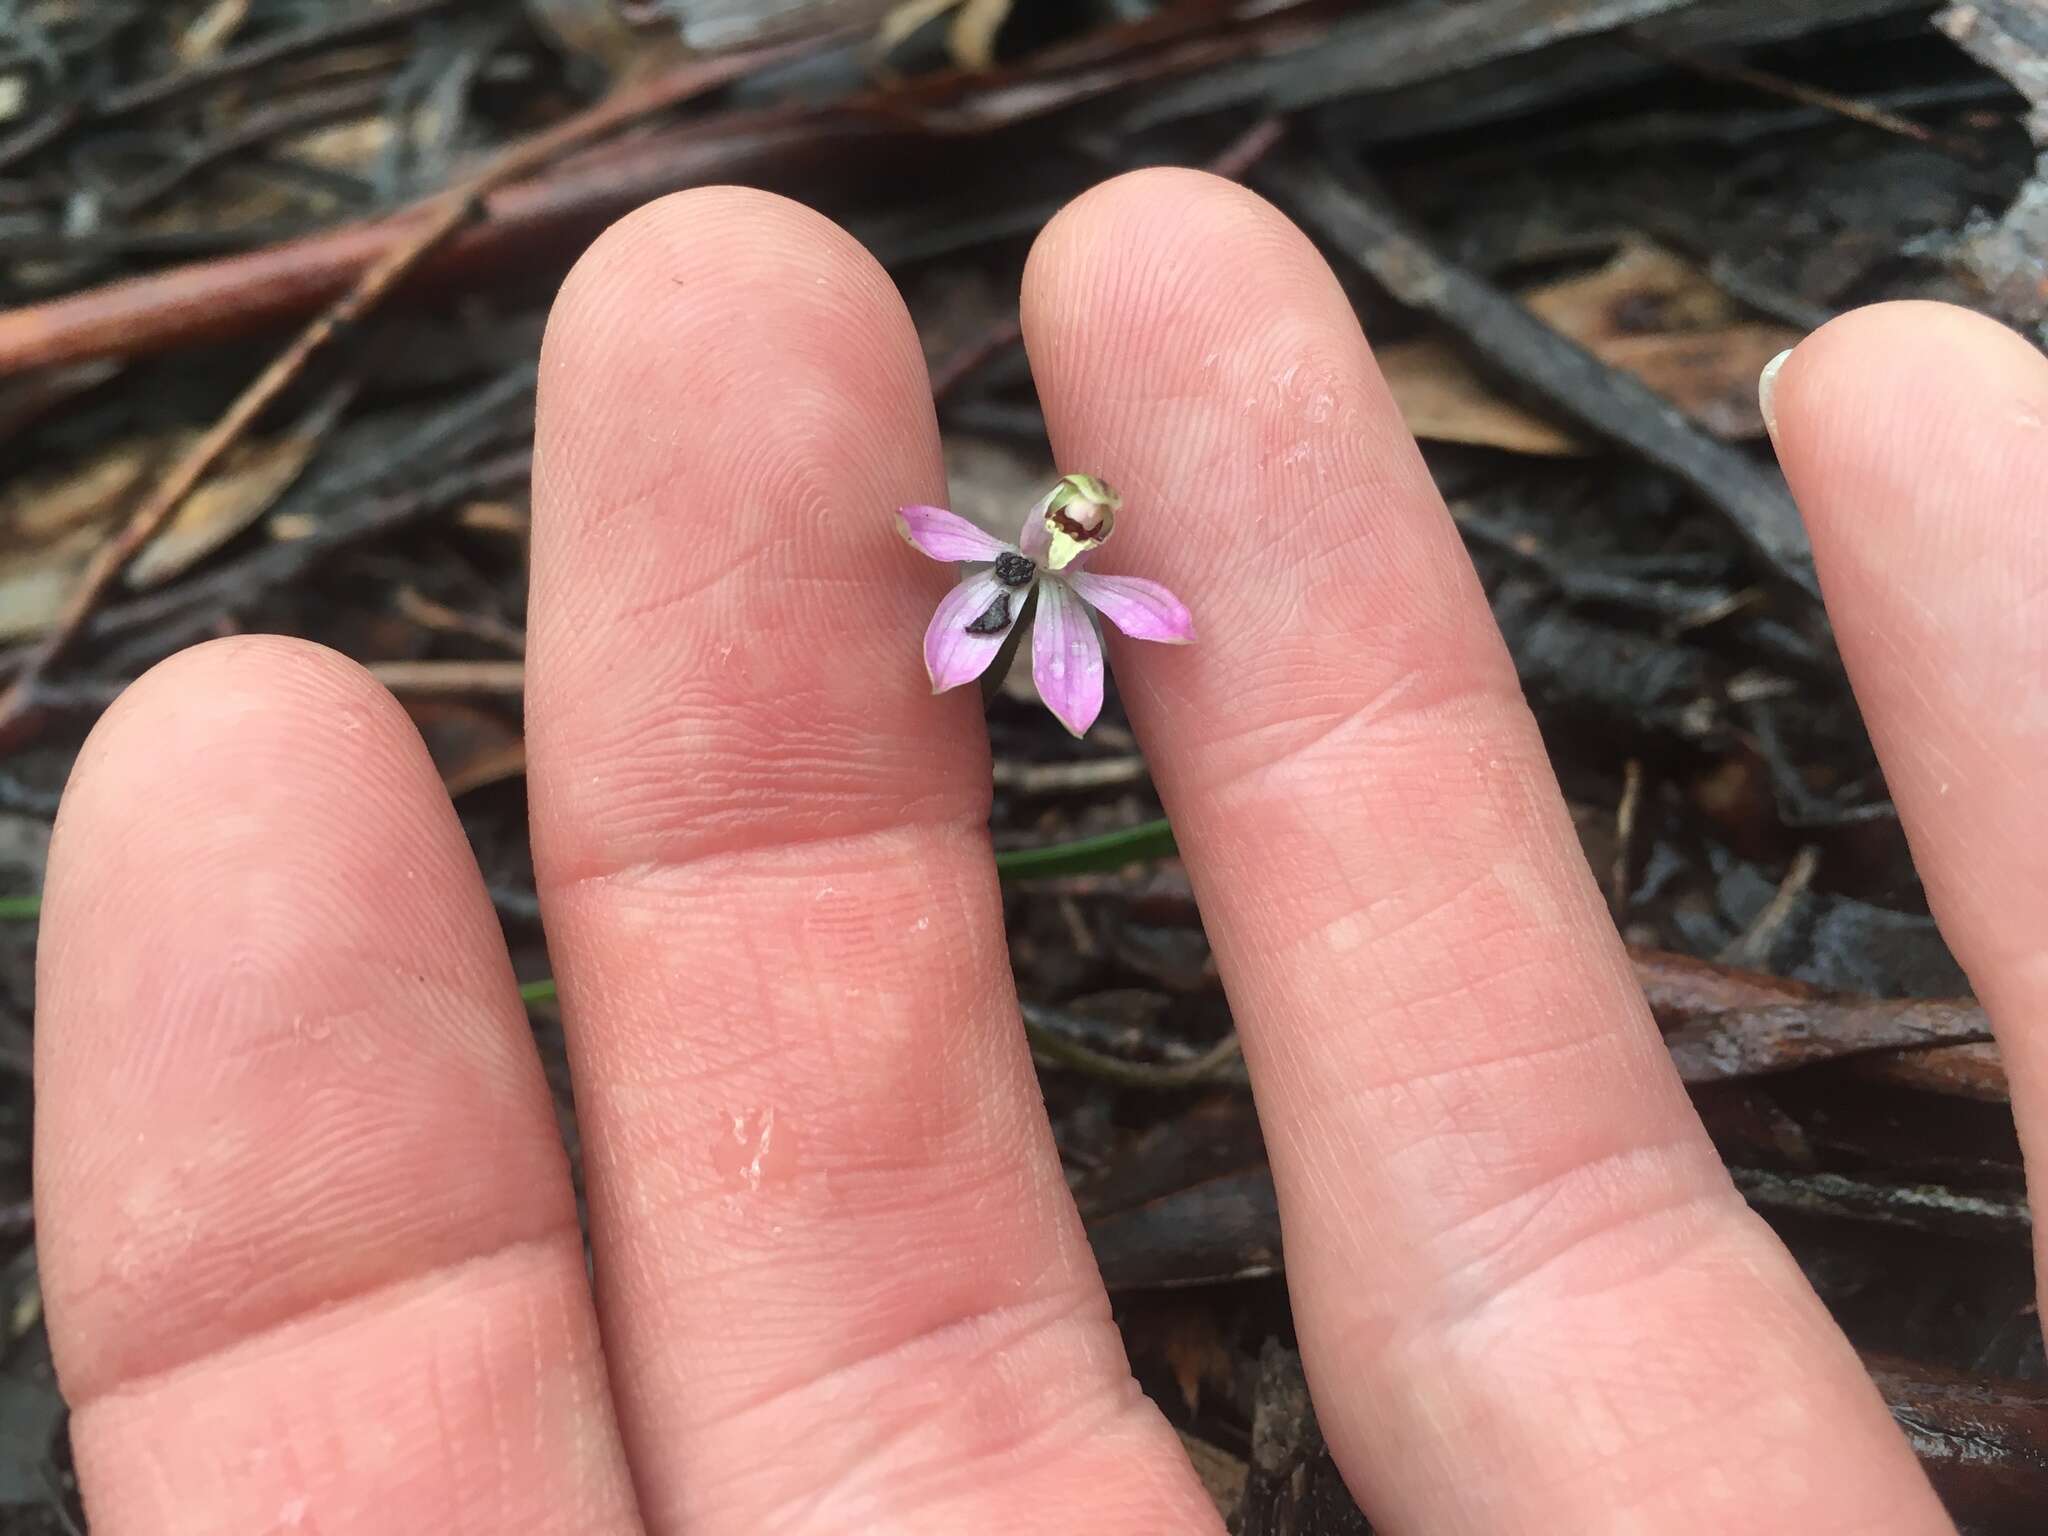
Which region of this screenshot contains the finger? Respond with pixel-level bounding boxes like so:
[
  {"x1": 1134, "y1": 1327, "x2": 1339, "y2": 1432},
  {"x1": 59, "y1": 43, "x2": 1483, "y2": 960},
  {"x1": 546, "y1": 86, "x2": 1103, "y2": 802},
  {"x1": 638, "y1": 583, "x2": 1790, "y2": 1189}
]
[
  {"x1": 527, "y1": 188, "x2": 1217, "y2": 1535},
  {"x1": 35, "y1": 638, "x2": 638, "y2": 1535},
  {"x1": 1764, "y1": 302, "x2": 2048, "y2": 1300},
  {"x1": 1021, "y1": 170, "x2": 1949, "y2": 1534}
]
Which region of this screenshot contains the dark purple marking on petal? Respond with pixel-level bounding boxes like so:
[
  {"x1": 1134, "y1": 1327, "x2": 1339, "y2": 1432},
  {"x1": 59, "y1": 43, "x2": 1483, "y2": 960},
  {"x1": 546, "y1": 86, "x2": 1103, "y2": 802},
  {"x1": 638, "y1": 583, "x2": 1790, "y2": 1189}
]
[{"x1": 964, "y1": 592, "x2": 1013, "y2": 635}]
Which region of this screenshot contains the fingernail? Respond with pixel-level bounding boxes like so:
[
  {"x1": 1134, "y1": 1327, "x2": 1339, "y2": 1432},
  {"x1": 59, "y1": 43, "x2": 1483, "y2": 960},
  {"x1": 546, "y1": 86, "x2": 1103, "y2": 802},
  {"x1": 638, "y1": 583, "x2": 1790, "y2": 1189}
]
[{"x1": 1758, "y1": 348, "x2": 1792, "y2": 439}]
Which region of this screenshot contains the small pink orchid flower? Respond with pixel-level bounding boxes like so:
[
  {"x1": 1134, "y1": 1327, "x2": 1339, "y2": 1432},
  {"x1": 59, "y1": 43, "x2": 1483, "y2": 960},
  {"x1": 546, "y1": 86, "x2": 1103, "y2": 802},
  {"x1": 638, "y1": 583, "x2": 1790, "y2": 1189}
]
[{"x1": 897, "y1": 474, "x2": 1194, "y2": 737}]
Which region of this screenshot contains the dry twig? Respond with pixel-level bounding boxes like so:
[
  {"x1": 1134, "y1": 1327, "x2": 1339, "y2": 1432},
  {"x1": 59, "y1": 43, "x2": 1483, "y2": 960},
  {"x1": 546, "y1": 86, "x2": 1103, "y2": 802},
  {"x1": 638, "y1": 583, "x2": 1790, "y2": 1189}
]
[
  {"x1": 1627, "y1": 36, "x2": 1983, "y2": 158},
  {"x1": 992, "y1": 756, "x2": 1150, "y2": 792},
  {"x1": 366, "y1": 660, "x2": 526, "y2": 696},
  {"x1": 1261, "y1": 153, "x2": 1822, "y2": 597},
  {"x1": 0, "y1": 38, "x2": 819, "y2": 751}
]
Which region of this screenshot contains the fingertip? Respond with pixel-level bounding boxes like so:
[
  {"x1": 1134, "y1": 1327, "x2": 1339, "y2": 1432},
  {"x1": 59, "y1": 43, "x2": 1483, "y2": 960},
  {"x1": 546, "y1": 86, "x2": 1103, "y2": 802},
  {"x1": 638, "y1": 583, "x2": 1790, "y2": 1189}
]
[
  {"x1": 1766, "y1": 302, "x2": 2048, "y2": 638},
  {"x1": 1766, "y1": 298, "x2": 2048, "y2": 970},
  {"x1": 1769, "y1": 301, "x2": 2048, "y2": 500},
  {"x1": 537, "y1": 185, "x2": 928, "y2": 539},
  {"x1": 65, "y1": 633, "x2": 387, "y2": 775},
  {"x1": 37, "y1": 634, "x2": 563, "y2": 1403},
  {"x1": 50, "y1": 635, "x2": 423, "y2": 917},
  {"x1": 1025, "y1": 165, "x2": 1315, "y2": 289},
  {"x1": 542, "y1": 184, "x2": 906, "y2": 372},
  {"x1": 45, "y1": 633, "x2": 450, "y2": 995},
  {"x1": 1793, "y1": 297, "x2": 2038, "y2": 381},
  {"x1": 42, "y1": 634, "x2": 636, "y2": 1528},
  {"x1": 1023, "y1": 169, "x2": 1344, "y2": 422},
  {"x1": 529, "y1": 186, "x2": 969, "y2": 882}
]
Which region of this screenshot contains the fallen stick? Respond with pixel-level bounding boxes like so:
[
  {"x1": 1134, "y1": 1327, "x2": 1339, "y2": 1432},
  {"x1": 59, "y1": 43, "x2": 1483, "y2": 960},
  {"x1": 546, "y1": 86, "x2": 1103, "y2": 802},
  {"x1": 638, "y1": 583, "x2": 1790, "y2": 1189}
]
[
  {"x1": 0, "y1": 104, "x2": 867, "y2": 378},
  {"x1": 1731, "y1": 1167, "x2": 2029, "y2": 1241},
  {"x1": 1259, "y1": 153, "x2": 1821, "y2": 597},
  {"x1": 1026, "y1": 868, "x2": 2001, "y2": 1096},
  {"x1": 0, "y1": 8, "x2": 1311, "y2": 378},
  {"x1": 1634, "y1": 946, "x2": 2007, "y2": 1100},
  {"x1": 0, "y1": 37, "x2": 821, "y2": 751},
  {"x1": 1870, "y1": 1355, "x2": 2048, "y2": 1531}
]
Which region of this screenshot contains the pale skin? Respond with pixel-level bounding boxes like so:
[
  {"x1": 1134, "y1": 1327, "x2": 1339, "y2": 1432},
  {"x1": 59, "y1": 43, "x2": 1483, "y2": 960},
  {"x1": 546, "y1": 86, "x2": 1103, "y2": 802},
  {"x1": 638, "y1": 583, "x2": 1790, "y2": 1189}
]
[{"x1": 30, "y1": 170, "x2": 2048, "y2": 1533}]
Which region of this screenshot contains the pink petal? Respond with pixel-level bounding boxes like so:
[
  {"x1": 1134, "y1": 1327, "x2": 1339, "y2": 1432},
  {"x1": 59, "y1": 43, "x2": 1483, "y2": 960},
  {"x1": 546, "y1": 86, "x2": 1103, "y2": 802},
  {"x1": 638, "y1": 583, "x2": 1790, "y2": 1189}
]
[
  {"x1": 1065, "y1": 570, "x2": 1195, "y2": 644},
  {"x1": 898, "y1": 504, "x2": 1012, "y2": 564},
  {"x1": 924, "y1": 570, "x2": 1014, "y2": 692},
  {"x1": 1031, "y1": 578, "x2": 1105, "y2": 736}
]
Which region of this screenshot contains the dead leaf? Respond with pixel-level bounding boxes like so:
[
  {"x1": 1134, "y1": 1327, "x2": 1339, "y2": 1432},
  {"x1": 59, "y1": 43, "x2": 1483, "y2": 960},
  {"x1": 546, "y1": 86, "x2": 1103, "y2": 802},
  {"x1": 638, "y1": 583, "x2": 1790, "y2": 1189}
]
[
  {"x1": 1160, "y1": 1304, "x2": 1234, "y2": 1415},
  {"x1": 0, "y1": 526, "x2": 98, "y2": 643},
  {"x1": 284, "y1": 116, "x2": 396, "y2": 175},
  {"x1": 4, "y1": 438, "x2": 155, "y2": 546},
  {"x1": 1595, "y1": 322, "x2": 1801, "y2": 439},
  {"x1": 1381, "y1": 241, "x2": 1801, "y2": 455},
  {"x1": 124, "y1": 434, "x2": 318, "y2": 587},
  {"x1": 876, "y1": 0, "x2": 1008, "y2": 68},
  {"x1": 1526, "y1": 243, "x2": 1798, "y2": 439},
  {"x1": 1527, "y1": 241, "x2": 1748, "y2": 337},
  {"x1": 876, "y1": 0, "x2": 958, "y2": 56},
  {"x1": 178, "y1": 0, "x2": 252, "y2": 62},
  {"x1": 947, "y1": 0, "x2": 1011, "y2": 69},
  {"x1": 127, "y1": 381, "x2": 351, "y2": 588},
  {"x1": 0, "y1": 438, "x2": 163, "y2": 641},
  {"x1": 1379, "y1": 339, "x2": 1581, "y2": 455}
]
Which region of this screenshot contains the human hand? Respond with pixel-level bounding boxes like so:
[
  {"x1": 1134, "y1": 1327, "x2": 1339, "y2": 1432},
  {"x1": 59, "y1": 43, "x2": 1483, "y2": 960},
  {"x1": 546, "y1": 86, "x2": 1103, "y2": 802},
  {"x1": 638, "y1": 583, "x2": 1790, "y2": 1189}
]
[{"x1": 34, "y1": 171, "x2": 2044, "y2": 1533}]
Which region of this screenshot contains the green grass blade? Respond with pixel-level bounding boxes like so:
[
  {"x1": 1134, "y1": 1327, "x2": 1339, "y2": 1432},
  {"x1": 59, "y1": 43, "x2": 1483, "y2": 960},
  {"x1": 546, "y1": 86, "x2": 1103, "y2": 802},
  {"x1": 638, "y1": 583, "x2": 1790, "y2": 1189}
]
[{"x1": 991, "y1": 817, "x2": 1176, "y2": 879}]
